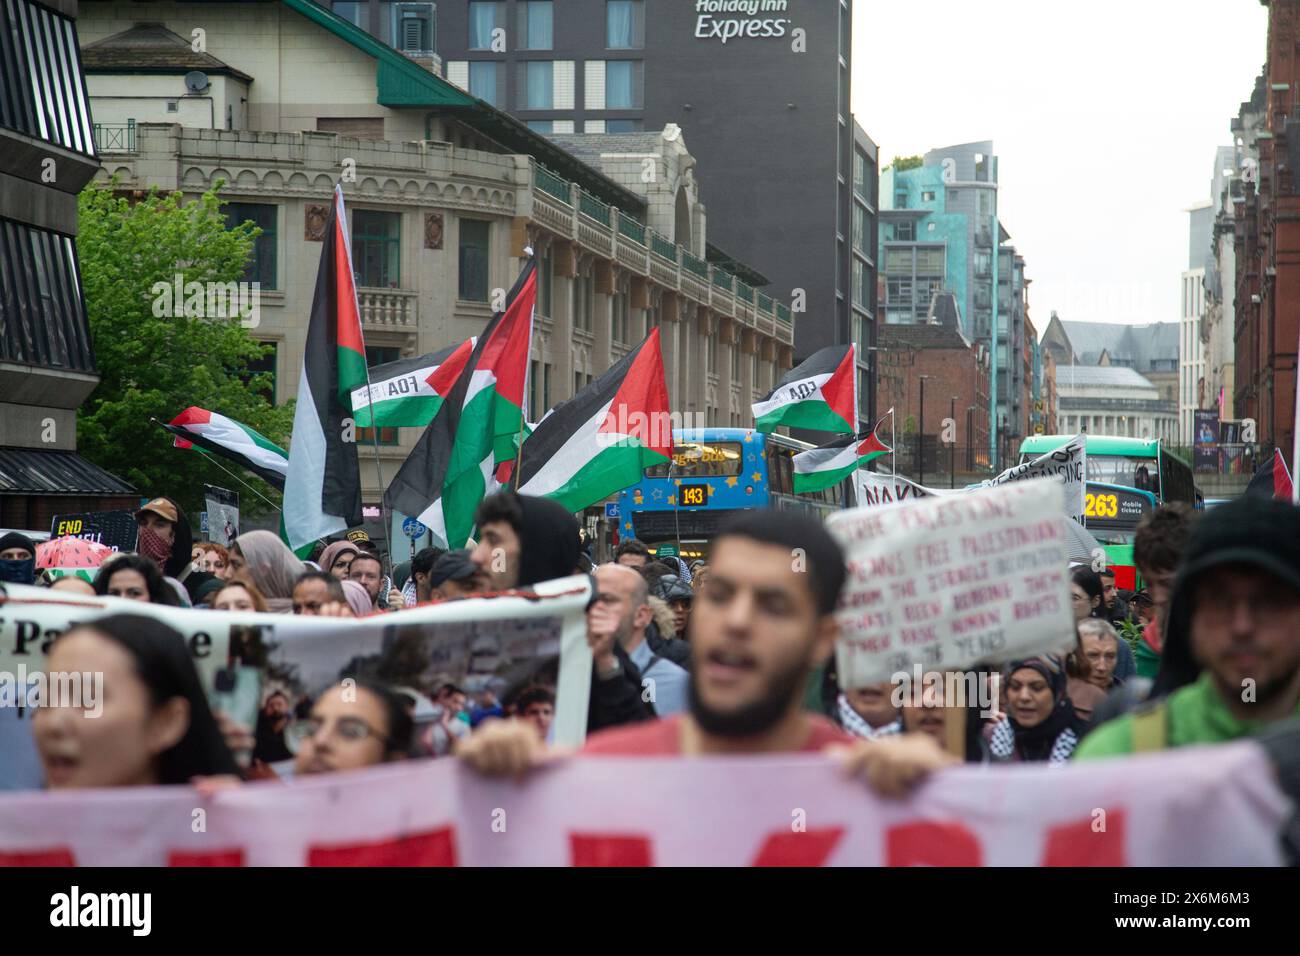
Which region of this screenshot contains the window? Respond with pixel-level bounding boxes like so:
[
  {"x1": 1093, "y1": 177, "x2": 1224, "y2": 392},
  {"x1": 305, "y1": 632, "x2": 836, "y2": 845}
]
[
  {"x1": 752, "y1": 351, "x2": 760, "y2": 387},
  {"x1": 605, "y1": 61, "x2": 642, "y2": 109},
  {"x1": 730, "y1": 343, "x2": 741, "y2": 380},
  {"x1": 468, "y1": 61, "x2": 501, "y2": 104},
  {"x1": 975, "y1": 152, "x2": 989, "y2": 182},
  {"x1": 458, "y1": 219, "x2": 490, "y2": 301},
  {"x1": 241, "y1": 341, "x2": 277, "y2": 405},
  {"x1": 393, "y1": 3, "x2": 435, "y2": 55},
  {"x1": 333, "y1": 1, "x2": 366, "y2": 25},
  {"x1": 853, "y1": 149, "x2": 867, "y2": 200},
  {"x1": 605, "y1": 119, "x2": 641, "y2": 132},
  {"x1": 853, "y1": 260, "x2": 866, "y2": 309},
  {"x1": 853, "y1": 204, "x2": 867, "y2": 253},
  {"x1": 606, "y1": 0, "x2": 644, "y2": 49},
  {"x1": 517, "y1": 1, "x2": 553, "y2": 50},
  {"x1": 225, "y1": 203, "x2": 278, "y2": 289},
  {"x1": 612, "y1": 284, "x2": 630, "y2": 344},
  {"x1": 645, "y1": 442, "x2": 742, "y2": 479},
  {"x1": 978, "y1": 190, "x2": 990, "y2": 218},
  {"x1": 351, "y1": 209, "x2": 400, "y2": 288},
  {"x1": 0, "y1": 0, "x2": 95, "y2": 156},
  {"x1": 527, "y1": 120, "x2": 553, "y2": 133},
  {"x1": 468, "y1": 2, "x2": 500, "y2": 49},
  {"x1": 894, "y1": 191, "x2": 908, "y2": 209},
  {"x1": 573, "y1": 272, "x2": 594, "y2": 331},
  {"x1": 518, "y1": 61, "x2": 553, "y2": 108},
  {"x1": 538, "y1": 245, "x2": 554, "y2": 317},
  {"x1": 947, "y1": 188, "x2": 958, "y2": 204},
  {"x1": 922, "y1": 191, "x2": 935, "y2": 202},
  {"x1": 915, "y1": 247, "x2": 945, "y2": 273},
  {"x1": 543, "y1": 362, "x2": 552, "y2": 410},
  {"x1": 708, "y1": 334, "x2": 717, "y2": 374},
  {"x1": 357, "y1": 346, "x2": 402, "y2": 444},
  {"x1": 0, "y1": 217, "x2": 93, "y2": 371},
  {"x1": 895, "y1": 220, "x2": 915, "y2": 242}
]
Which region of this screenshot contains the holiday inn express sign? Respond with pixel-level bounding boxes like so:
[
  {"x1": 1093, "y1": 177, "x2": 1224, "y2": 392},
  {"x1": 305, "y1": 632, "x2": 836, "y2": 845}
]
[{"x1": 695, "y1": 0, "x2": 794, "y2": 43}]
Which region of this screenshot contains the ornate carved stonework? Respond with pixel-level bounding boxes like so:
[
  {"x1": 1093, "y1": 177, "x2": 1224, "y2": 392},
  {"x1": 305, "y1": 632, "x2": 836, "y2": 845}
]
[
  {"x1": 304, "y1": 204, "x2": 329, "y2": 241},
  {"x1": 424, "y1": 212, "x2": 444, "y2": 250}
]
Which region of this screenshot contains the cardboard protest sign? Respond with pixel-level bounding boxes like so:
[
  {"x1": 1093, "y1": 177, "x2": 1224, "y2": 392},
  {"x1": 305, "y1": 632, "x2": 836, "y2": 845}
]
[
  {"x1": 979, "y1": 433, "x2": 1087, "y2": 524},
  {"x1": 48, "y1": 510, "x2": 138, "y2": 553},
  {"x1": 0, "y1": 577, "x2": 593, "y2": 790},
  {"x1": 827, "y1": 478, "x2": 1074, "y2": 688},
  {"x1": 0, "y1": 740, "x2": 1285, "y2": 865}
]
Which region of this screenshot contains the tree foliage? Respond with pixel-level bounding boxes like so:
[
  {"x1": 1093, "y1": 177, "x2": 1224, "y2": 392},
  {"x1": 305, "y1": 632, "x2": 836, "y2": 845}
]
[
  {"x1": 76, "y1": 181, "x2": 293, "y2": 519},
  {"x1": 888, "y1": 155, "x2": 924, "y2": 172}
]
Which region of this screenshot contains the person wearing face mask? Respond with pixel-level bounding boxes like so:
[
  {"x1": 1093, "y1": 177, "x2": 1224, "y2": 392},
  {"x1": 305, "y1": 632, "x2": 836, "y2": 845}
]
[
  {"x1": 32, "y1": 614, "x2": 238, "y2": 788},
  {"x1": 134, "y1": 498, "x2": 194, "y2": 580},
  {"x1": 988, "y1": 656, "x2": 1085, "y2": 764},
  {"x1": 0, "y1": 531, "x2": 37, "y2": 586}
]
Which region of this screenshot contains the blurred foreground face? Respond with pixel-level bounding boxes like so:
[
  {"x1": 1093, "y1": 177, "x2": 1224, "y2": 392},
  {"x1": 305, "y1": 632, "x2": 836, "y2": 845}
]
[
  {"x1": 106, "y1": 569, "x2": 149, "y2": 602},
  {"x1": 1190, "y1": 564, "x2": 1300, "y2": 708},
  {"x1": 49, "y1": 576, "x2": 96, "y2": 596},
  {"x1": 292, "y1": 578, "x2": 333, "y2": 615},
  {"x1": 900, "y1": 675, "x2": 965, "y2": 744},
  {"x1": 33, "y1": 629, "x2": 185, "y2": 789},
  {"x1": 616, "y1": 552, "x2": 649, "y2": 570},
  {"x1": 521, "y1": 701, "x2": 554, "y2": 739},
  {"x1": 292, "y1": 685, "x2": 391, "y2": 775},
  {"x1": 688, "y1": 537, "x2": 831, "y2": 734},
  {"x1": 468, "y1": 520, "x2": 521, "y2": 591},
  {"x1": 1005, "y1": 668, "x2": 1053, "y2": 728}
]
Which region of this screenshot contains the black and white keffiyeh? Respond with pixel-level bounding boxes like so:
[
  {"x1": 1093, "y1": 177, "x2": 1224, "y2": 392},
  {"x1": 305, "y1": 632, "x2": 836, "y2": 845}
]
[
  {"x1": 989, "y1": 717, "x2": 1078, "y2": 764},
  {"x1": 836, "y1": 694, "x2": 902, "y2": 740}
]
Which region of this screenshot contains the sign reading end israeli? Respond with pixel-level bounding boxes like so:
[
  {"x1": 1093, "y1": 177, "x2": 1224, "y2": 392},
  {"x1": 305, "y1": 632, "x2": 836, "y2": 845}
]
[{"x1": 828, "y1": 479, "x2": 1074, "y2": 687}]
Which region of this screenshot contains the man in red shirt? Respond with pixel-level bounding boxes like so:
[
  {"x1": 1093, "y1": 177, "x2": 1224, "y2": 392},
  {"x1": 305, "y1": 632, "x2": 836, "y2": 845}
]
[{"x1": 459, "y1": 511, "x2": 954, "y2": 795}]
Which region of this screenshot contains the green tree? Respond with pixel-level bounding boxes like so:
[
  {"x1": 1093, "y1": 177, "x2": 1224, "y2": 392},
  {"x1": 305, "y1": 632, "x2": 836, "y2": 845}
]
[
  {"x1": 76, "y1": 180, "x2": 293, "y2": 519},
  {"x1": 887, "y1": 155, "x2": 923, "y2": 172}
]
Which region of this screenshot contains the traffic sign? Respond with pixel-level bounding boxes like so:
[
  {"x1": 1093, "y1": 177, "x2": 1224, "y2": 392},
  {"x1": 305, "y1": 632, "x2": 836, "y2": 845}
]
[
  {"x1": 605, "y1": 502, "x2": 619, "y2": 519},
  {"x1": 402, "y1": 517, "x2": 428, "y2": 539}
]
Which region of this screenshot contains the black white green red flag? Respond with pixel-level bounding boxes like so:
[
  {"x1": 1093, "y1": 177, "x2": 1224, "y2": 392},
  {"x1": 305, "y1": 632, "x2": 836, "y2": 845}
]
[
  {"x1": 349, "y1": 338, "x2": 475, "y2": 428},
  {"x1": 161, "y1": 407, "x2": 288, "y2": 491},
  {"x1": 516, "y1": 328, "x2": 671, "y2": 512},
  {"x1": 752, "y1": 343, "x2": 857, "y2": 434},
  {"x1": 282, "y1": 185, "x2": 367, "y2": 551},
  {"x1": 792, "y1": 416, "x2": 891, "y2": 493},
  {"x1": 384, "y1": 257, "x2": 536, "y2": 548}
]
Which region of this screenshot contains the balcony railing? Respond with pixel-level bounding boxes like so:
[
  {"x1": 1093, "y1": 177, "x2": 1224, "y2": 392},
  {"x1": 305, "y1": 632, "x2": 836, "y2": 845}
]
[
  {"x1": 649, "y1": 229, "x2": 677, "y2": 262},
  {"x1": 616, "y1": 213, "x2": 646, "y2": 245},
  {"x1": 357, "y1": 287, "x2": 417, "y2": 327},
  {"x1": 93, "y1": 119, "x2": 136, "y2": 153},
  {"x1": 711, "y1": 268, "x2": 733, "y2": 293},
  {"x1": 578, "y1": 189, "x2": 611, "y2": 226},
  {"x1": 534, "y1": 164, "x2": 570, "y2": 203},
  {"x1": 681, "y1": 250, "x2": 709, "y2": 280}
]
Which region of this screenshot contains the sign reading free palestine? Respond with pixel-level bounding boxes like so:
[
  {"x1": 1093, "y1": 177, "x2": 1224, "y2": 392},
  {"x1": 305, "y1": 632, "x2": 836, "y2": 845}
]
[{"x1": 694, "y1": 0, "x2": 794, "y2": 43}]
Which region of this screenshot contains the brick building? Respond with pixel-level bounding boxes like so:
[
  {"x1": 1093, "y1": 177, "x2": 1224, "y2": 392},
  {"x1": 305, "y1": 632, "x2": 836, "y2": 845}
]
[
  {"x1": 875, "y1": 293, "x2": 991, "y2": 480},
  {"x1": 1234, "y1": 0, "x2": 1300, "y2": 464}
]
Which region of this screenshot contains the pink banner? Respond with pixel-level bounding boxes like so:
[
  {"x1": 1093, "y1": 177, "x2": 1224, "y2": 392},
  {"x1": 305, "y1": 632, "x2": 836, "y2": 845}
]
[{"x1": 0, "y1": 741, "x2": 1287, "y2": 866}]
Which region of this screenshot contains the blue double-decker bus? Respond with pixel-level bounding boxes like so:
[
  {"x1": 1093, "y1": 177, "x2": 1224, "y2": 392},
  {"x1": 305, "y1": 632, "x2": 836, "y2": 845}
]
[{"x1": 617, "y1": 428, "x2": 849, "y2": 561}]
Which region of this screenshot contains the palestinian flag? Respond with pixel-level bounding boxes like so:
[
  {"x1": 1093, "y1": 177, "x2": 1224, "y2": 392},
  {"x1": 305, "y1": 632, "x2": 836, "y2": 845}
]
[
  {"x1": 349, "y1": 338, "x2": 475, "y2": 428},
  {"x1": 384, "y1": 257, "x2": 536, "y2": 548},
  {"x1": 752, "y1": 343, "x2": 857, "y2": 434},
  {"x1": 1245, "y1": 447, "x2": 1294, "y2": 501},
  {"x1": 792, "y1": 416, "x2": 891, "y2": 493},
  {"x1": 161, "y1": 407, "x2": 288, "y2": 490},
  {"x1": 517, "y1": 329, "x2": 671, "y2": 512},
  {"x1": 282, "y1": 185, "x2": 366, "y2": 551}
]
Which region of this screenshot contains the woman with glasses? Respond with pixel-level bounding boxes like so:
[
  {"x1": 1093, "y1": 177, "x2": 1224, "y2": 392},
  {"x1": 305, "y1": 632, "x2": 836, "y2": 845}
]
[{"x1": 288, "y1": 680, "x2": 414, "y2": 776}]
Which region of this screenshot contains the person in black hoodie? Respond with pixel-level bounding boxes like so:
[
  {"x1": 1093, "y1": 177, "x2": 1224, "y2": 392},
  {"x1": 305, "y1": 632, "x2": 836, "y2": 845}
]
[
  {"x1": 135, "y1": 496, "x2": 194, "y2": 584},
  {"x1": 469, "y1": 491, "x2": 653, "y2": 733}
]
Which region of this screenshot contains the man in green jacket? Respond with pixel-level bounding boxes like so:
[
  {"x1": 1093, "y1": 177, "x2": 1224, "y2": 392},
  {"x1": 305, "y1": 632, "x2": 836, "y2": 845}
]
[{"x1": 1077, "y1": 496, "x2": 1300, "y2": 758}]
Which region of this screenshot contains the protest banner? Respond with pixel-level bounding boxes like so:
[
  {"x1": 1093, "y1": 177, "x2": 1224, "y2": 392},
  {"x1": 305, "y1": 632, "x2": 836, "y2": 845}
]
[
  {"x1": 48, "y1": 510, "x2": 138, "y2": 554},
  {"x1": 979, "y1": 433, "x2": 1086, "y2": 524},
  {"x1": 852, "y1": 471, "x2": 950, "y2": 508},
  {"x1": 0, "y1": 739, "x2": 1284, "y2": 865},
  {"x1": 0, "y1": 577, "x2": 593, "y2": 790},
  {"x1": 827, "y1": 479, "x2": 1074, "y2": 689},
  {"x1": 204, "y1": 486, "x2": 240, "y2": 545}
]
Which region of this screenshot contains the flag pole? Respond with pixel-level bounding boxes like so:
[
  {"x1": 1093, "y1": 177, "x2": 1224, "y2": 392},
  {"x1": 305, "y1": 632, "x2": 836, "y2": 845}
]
[
  {"x1": 889, "y1": 406, "x2": 896, "y2": 478},
  {"x1": 510, "y1": 246, "x2": 536, "y2": 492}
]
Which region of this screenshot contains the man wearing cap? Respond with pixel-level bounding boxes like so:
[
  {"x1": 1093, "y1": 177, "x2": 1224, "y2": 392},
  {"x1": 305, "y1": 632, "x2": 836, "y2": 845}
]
[
  {"x1": 135, "y1": 497, "x2": 193, "y2": 580},
  {"x1": 0, "y1": 531, "x2": 37, "y2": 585},
  {"x1": 1076, "y1": 496, "x2": 1300, "y2": 758},
  {"x1": 429, "y1": 549, "x2": 481, "y2": 600}
]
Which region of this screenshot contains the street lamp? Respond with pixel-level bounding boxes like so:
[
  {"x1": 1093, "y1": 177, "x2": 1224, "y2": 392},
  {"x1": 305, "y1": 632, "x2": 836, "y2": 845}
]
[{"x1": 918, "y1": 375, "x2": 930, "y2": 485}]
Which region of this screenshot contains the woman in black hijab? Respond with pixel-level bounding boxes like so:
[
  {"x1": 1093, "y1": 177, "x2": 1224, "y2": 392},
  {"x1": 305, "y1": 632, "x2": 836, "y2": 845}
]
[{"x1": 989, "y1": 655, "x2": 1085, "y2": 764}]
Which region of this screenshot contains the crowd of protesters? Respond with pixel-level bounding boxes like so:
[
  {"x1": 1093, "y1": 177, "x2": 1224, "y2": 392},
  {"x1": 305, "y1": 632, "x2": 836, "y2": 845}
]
[{"x1": 3, "y1": 485, "x2": 1299, "y2": 859}]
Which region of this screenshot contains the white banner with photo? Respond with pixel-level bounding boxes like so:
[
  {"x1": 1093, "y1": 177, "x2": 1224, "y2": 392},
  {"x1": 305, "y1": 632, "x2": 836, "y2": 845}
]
[
  {"x1": 828, "y1": 479, "x2": 1075, "y2": 688},
  {"x1": 0, "y1": 577, "x2": 593, "y2": 790},
  {"x1": 0, "y1": 739, "x2": 1285, "y2": 865}
]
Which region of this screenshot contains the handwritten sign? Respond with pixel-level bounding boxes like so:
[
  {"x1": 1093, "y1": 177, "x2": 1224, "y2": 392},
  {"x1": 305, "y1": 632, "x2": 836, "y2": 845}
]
[
  {"x1": 827, "y1": 479, "x2": 1074, "y2": 687},
  {"x1": 852, "y1": 472, "x2": 949, "y2": 508},
  {"x1": 979, "y1": 433, "x2": 1087, "y2": 524}
]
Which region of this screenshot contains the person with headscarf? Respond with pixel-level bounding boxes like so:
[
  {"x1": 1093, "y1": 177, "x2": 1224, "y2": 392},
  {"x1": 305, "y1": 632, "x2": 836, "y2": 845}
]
[
  {"x1": 468, "y1": 492, "x2": 582, "y2": 590},
  {"x1": 229, "y1": 530, "x2": 303, "y2": 613},
  {"x1": 318, "y1": 540, "x2": 360, "y2": 581},
  {"x1": 0, "y1": 531, "x2": 37, "y2": 585},
  {"x1": 989, "y1": 656, "x2": 1084, "y2": 764},
  {"x1": 341, "y1": 579, "x2": 374, "y2": 616}
]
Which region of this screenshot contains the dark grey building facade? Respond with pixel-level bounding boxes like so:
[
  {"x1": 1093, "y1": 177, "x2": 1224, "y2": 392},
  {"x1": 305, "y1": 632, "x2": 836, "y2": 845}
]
[
  {"x1": 329, "y1": 0, "x2": 876, "y2": 427},
  {"x1": 1, "y1": 0, "x2": 135, "y2": 528}
]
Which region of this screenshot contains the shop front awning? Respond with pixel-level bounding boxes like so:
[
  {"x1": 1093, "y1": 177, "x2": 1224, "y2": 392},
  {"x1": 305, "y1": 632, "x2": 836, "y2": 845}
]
[{"x1": 0, "y1": 447, "x2": 136, "y2": 496}]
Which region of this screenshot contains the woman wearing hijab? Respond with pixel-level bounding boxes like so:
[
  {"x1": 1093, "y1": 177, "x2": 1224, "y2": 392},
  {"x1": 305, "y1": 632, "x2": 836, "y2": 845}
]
[
  {"x1": 341, "y1": 579, "x2": 374, "y2": 617},
  {"x1": 229, "y1": 530, "x2": 303, "y2": 613},
  {"x1": 0, "y1": 531, "x2": 37, "y2": 585},
  {"x1": 318, "y1": 540, "x2": 360, "y2": 581},
  {"x1": 32, "y1": 614, "x2": 238, "y2": 788},
  {"x1": 988, "y1": 656, "x2": 1084, "y2": 764}
]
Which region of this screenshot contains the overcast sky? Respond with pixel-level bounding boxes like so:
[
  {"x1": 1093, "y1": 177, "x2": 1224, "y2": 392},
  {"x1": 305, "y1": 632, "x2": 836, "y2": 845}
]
[{"x1": 852, "y1": 0, "x2": 1268, "y2": 334}]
